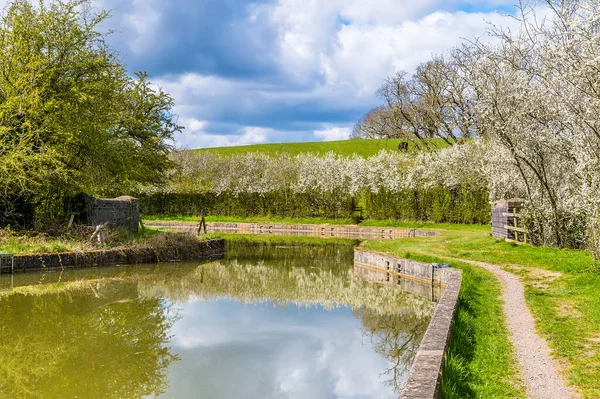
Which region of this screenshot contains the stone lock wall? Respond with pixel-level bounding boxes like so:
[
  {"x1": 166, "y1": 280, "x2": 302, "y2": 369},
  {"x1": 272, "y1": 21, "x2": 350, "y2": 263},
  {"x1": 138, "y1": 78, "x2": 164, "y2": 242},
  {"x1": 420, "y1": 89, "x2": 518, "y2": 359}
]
[
  {"x1": 354, "y1": 249, "x2": 454, "y2": 286},
  {"x1": 89, "y1": 196, "x2": 140, "y2": 232}
]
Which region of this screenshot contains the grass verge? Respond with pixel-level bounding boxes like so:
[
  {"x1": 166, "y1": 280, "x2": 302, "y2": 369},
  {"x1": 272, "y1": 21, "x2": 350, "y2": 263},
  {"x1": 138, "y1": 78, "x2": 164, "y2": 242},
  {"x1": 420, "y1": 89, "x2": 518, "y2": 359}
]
[
  {"x1": 0, "y1": 226, "x2": 196, "y2": 254},
  {"x1": 142, "y1": 214, "x2": 358, "y2": 225}
]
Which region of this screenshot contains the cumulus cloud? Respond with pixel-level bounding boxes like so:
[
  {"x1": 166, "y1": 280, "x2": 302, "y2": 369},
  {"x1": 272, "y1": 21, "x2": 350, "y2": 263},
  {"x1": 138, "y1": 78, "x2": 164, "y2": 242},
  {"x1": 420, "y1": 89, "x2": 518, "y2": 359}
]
[
  {"x1": 314, "y1": 127, "x2": 351, "y2": 141},
  {"x1": 147, "y1": 2, "x2": 522, "y2": 148}
]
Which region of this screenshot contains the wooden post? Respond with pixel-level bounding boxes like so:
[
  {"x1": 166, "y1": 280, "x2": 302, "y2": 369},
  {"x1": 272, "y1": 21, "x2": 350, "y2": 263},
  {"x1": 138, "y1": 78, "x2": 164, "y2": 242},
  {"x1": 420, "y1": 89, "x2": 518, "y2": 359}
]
[
  {"x1": 67, "y1": 214, "x2": 75, "y2": 230},
  {"x1": 197, "y1": 210, "x2": 207, "y2": 235},
  {"x1": 513, "y1": 208, "x2": 518, "y2": 242}
]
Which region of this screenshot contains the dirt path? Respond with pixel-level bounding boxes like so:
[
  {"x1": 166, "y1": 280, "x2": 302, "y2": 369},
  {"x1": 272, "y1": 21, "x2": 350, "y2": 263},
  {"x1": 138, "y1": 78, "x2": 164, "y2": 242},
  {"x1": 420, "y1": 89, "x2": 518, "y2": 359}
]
[{"x1": 463, "y1": 260, "x2": 579, "y2": 399}]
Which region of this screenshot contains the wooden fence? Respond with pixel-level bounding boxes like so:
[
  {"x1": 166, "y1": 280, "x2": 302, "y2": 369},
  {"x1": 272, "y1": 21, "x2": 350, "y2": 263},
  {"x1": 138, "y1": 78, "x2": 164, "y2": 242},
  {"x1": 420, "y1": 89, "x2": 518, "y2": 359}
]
[{"x1": 504, "y1": 209, "x2": 529, "y2": 244}]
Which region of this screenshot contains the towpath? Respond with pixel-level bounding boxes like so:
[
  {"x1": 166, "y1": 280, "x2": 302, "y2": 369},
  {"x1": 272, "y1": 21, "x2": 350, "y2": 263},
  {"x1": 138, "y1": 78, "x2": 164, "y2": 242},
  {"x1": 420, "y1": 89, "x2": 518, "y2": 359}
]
[{"x1": 462, "y1": 259, "x2": 580, "y2": 399}]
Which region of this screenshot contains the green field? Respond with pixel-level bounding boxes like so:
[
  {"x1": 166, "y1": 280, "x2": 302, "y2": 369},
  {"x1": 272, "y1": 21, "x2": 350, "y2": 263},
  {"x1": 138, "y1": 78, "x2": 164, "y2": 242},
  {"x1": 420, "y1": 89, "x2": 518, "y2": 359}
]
[{"x1": 193, "y1": 138, "x2": 448, "y2": 157}]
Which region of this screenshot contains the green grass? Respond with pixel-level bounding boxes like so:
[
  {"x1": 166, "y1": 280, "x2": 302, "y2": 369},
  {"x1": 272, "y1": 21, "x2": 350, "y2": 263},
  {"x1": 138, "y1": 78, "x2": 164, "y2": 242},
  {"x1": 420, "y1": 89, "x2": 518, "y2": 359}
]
[
  {"x1": 142, "y1": 214, "x2": 358, "y2": 225},
  {"x1": 192, "y1": 138, "x2": 448, "y2": 157},
  {"x1": 0, "y1": 226, "x2": 164, "y2": 254}
]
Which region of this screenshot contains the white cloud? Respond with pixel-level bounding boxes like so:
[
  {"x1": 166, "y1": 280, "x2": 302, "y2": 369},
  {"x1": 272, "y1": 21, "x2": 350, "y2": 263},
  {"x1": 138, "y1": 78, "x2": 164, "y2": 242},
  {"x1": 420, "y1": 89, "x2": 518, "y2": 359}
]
[
  {"x1": 96, "y1": 0, "x2": 531, "y2": 149},
  {"x1": 273, "y1": 4, "x2": 521, "y2": 96},
  {"x1": 1, "y1": 0, "x2": 530, "y2": 149},
  {"x1": 314, "y1": 127, "x2": 351, "y2": 141},
  {"x1": 174, "y1": 118, "x2": 275, "y2": 148}
]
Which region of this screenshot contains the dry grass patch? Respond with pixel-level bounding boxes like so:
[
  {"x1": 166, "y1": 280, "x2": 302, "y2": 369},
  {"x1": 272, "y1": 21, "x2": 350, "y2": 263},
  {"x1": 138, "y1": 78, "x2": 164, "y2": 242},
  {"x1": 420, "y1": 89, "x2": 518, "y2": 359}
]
[{"x1": 556, "y1": 300, "x2": 584, "y2": 319}]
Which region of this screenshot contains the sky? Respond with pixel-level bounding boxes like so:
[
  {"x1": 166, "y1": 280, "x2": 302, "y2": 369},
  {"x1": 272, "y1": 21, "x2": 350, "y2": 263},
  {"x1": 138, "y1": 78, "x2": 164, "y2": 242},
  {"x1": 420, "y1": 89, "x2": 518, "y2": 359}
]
[{"x1": 10, "y1": 0, "x2": 524, "y2": 149}]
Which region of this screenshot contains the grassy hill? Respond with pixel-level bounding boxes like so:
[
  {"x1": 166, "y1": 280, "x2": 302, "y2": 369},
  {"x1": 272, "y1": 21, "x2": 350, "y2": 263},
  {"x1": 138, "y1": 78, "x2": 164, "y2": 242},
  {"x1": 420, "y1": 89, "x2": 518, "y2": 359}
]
[{"x1": 193, "y1": 138, "x2": 447, "y2": 157}]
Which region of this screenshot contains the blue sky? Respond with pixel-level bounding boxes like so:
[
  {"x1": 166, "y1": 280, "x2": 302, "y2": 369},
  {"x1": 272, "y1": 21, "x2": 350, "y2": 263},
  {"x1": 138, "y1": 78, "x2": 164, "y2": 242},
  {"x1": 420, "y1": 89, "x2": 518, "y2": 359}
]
[{"x1": 94, "y1": 0, "x2": 521, "y2": 148}]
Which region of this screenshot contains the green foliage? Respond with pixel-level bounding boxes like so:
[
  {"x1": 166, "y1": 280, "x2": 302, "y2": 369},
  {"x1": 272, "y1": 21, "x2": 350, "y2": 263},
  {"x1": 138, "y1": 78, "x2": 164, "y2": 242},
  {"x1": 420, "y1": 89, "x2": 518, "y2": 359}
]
[
  {"x1": 137, "y1": 191, "x2": 356, "y2": 219},
  {"x1": 0, "y1": 0, "x2": 180, "y2": 225},
  {"x1": 363, "y1": 186, "x2": 490, "y2": 224},
  {"x1": 138, "y1": 186, "x2": 490, "y2": 224}
]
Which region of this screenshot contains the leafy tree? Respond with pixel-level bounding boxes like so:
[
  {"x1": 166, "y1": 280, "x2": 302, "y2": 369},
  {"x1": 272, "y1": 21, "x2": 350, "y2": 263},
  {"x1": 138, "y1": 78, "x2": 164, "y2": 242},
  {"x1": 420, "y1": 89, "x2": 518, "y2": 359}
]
[{"x1": 0, "y1": 0, "x2": 181, "y2": 224}]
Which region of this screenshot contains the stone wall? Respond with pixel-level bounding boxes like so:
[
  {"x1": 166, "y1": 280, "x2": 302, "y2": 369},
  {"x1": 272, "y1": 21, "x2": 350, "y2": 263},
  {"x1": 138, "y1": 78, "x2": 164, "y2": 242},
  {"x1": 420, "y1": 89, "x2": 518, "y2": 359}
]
[
  {"x1": 400, "y1": 268, "x2": 462, "y2": 399},
  {"x1": 9, "y1": 239, "x2": 225, "y2": 273},
  {"x1": 354, "y1": 249, "x2": 453, "y2": 286},
  {"x1": 89, "y1": 196, "x2": 140, "y2": 232},
  {"x1": 146, "y1": 221, "x2": 440, "y2": 240}
]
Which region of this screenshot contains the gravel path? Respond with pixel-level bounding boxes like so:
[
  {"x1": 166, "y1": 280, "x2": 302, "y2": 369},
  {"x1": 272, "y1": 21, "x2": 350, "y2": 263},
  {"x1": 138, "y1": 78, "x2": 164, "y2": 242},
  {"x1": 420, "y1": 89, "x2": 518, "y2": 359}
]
[{"x1": 463, "y1": 260, "x2": 580, "y2": 399}]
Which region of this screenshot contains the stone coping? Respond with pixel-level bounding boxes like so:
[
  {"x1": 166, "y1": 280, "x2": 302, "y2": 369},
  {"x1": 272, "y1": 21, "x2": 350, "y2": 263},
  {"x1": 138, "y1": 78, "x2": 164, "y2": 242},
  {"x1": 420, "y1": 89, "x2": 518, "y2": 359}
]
[
  {"x1": 400, "y1": 268, "x2": 462, "y2": 399},
  {"x1": 146, "y1": 221, "x2": 440, "y2": 240}
]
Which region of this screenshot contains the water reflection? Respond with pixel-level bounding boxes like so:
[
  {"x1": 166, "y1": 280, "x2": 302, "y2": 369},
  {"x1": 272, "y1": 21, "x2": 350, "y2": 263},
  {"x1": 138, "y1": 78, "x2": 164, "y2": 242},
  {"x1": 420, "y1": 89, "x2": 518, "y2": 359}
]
[
  {"x1": 0, "y1": 279, "x2": 178, "y2": 399},
  {"x1": 0, "y1": 241, "x2": 434, "y2": 399}
]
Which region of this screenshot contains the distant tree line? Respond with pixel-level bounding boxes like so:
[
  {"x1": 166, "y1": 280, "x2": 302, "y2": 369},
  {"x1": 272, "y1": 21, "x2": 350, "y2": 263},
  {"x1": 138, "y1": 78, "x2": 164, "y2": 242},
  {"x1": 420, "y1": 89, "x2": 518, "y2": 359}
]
[{"x1": 139, "y1": 148, "x2": 490, "y2": 224}]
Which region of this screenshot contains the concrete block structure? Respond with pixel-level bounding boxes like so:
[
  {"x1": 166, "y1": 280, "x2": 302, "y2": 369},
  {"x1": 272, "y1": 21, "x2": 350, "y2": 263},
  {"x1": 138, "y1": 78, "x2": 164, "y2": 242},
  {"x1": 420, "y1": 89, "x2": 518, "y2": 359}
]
[
  {"x1": 88, "y1": 196, "x2": 140, "y2": 232},
  {"x1": 353, "y1": 248, "x2": 463, "y2": 399}
]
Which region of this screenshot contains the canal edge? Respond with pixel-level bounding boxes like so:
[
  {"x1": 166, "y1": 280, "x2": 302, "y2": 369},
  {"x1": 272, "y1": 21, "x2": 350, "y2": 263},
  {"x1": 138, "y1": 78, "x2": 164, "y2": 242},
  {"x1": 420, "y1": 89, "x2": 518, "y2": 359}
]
[{"x1": 353, "y1": 248, "x2": 462, "y2": 399}]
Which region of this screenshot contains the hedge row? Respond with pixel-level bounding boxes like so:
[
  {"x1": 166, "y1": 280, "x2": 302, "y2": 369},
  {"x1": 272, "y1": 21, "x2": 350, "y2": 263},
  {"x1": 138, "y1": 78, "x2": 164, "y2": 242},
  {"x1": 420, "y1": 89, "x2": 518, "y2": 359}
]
[
  {"x1": 364, "y1": 186, "x2": 491, "y2": 224},
  {"x1": 138, "y1": 185, "x2": 491, "y2": 224},
  {"x1": 137, "y1": 191, "x2": 356, "y2": 219}
]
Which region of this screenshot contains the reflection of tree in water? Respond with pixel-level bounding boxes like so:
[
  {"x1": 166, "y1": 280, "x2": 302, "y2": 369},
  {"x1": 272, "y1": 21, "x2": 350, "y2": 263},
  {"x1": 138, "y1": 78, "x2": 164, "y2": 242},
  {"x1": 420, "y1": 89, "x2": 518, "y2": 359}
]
[
  {"x1": 355, "y1": 307, "x2": 431, "y2": 394},
  {"x1": 0, "y1": 279, "x2": 178, "y2": 399}
]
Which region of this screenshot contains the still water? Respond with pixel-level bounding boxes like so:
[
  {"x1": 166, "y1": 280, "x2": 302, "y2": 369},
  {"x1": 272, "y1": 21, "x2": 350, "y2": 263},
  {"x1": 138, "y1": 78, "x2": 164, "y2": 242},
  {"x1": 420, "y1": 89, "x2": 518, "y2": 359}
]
[{"x1": 0, "y1": 241, "x2": 435, "y2": 399}]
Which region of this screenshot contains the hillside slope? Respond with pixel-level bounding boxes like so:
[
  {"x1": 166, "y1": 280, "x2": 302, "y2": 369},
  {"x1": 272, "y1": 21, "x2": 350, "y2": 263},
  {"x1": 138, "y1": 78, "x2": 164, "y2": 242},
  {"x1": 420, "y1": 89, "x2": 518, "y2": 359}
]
[{"x1": 192, "y1": 138, "x2": 443, "y2": 157}]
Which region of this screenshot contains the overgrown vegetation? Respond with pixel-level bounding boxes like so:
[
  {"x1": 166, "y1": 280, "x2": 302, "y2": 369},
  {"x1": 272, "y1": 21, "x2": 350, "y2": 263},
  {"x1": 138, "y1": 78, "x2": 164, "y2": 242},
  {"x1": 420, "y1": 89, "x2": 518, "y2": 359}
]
[{"x1": 0, "y1": 226, "x2": 206, "y2": 255}]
